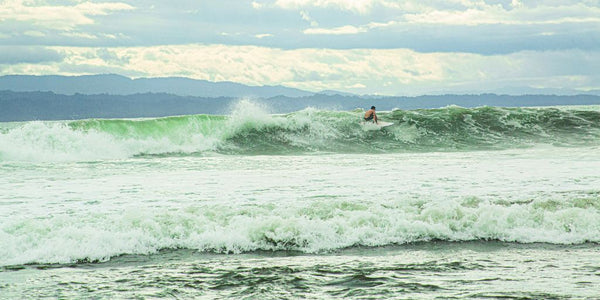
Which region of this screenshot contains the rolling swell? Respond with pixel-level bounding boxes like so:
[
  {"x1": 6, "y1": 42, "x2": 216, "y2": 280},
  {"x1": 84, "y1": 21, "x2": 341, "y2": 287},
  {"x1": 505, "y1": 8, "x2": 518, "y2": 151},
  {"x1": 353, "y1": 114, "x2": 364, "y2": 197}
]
[
  {"x1": 224, "y1": 105, "x2": 600, "y2": 154},
  {"x1": 1, "y1": 102, "x2": 600, "y2": 161}
]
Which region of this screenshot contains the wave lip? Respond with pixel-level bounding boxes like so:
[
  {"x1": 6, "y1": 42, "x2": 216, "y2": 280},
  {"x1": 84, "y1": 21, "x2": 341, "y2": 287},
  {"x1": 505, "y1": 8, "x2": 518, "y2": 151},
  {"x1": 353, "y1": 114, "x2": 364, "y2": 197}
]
[
  {"x1": 2, "y1": 196, "x2": 599, "y2": 267},
  {"x1": 1, "y1": 103, "x2": 600, "y2": 161}
]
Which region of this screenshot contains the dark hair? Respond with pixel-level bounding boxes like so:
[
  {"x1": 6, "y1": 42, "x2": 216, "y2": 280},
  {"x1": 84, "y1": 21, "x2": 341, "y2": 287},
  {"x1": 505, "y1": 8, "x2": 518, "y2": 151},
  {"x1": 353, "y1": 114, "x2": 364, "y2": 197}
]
[{"x1": 371, "y1": 106, "x2": 376, "y2": 109}]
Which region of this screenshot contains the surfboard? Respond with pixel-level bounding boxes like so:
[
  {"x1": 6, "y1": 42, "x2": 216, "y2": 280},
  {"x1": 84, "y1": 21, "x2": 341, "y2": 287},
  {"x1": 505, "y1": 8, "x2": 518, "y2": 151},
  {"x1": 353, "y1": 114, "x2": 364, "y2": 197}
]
[{"x1": 361, "y1": 121, "x2": 394, "y2": 130}]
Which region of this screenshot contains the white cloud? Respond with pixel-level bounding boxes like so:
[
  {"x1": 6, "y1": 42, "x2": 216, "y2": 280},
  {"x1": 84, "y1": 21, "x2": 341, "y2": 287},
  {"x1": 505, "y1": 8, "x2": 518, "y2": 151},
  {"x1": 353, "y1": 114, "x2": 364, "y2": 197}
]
[
  {"x1": 255, "y1": 33, "x2": 273, "y2": 39},
  {"x1": 220, "y1": 32, "x2": 241, "y2": 36},
  {"x1": 267, "y1": 1, "x2": 600, "y2": 39},
  {"x1": 303, "y1": 25, "x2": 366, "y2": 35},
  {"x1": 1, "y1": 44, "x2": 597, "y2": 95},
  {"x1": 252, "y1": 1, "x2": 264, "y2": 9},
  {"x1": 274, "y1": 0, "x2": 378, "y2": 14},
  {"x1": 267, "y1": 0, "x2": 478, "y2": 14},
  {"x1": 269, "y1": 0, "x2": 429, "y2": 15},
  {"x1": 304, "y1": 6, "x2": 600, "y2": 37},
  {"x1": 403, "y1": 4, "x2": 600, "y2": 26},
  {"x1": 303, "y1": 20, "x2": 397, "y2": 35},
  {"x1": 266, "y1": 0, "x2": 600, "y2": 26},
  {"x1": 300, "y1": 10, "x2": 318, "y2": 27},
  {"x1": 348, "y1": 83, "x2": 366, "y2": 88},
  {"x1": 511, "y1": 0, "x2": 524, "y2": 9},
  {"x1": 0, "y1": 0, "x2": 134, "y2": 31},
  {"x1": 62, "y1": 32, "x2": 99, "y2": 39}
]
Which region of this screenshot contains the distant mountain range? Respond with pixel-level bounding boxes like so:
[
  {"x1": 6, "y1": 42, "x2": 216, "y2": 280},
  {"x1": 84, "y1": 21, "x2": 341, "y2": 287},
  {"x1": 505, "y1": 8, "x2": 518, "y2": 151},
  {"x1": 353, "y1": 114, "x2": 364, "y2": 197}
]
[
  {"x1": 1, "y1": 74, "x2": 598, "y2": 98},
  {"x1": 0, "y1": 74, "x2": 317, "y2": 98},
  {"x1": 2, "y1": 90, "x2": 600, "y2": 122},
  {"x1": 2, "y1": 74, "x2": 600, "y2": 121}
]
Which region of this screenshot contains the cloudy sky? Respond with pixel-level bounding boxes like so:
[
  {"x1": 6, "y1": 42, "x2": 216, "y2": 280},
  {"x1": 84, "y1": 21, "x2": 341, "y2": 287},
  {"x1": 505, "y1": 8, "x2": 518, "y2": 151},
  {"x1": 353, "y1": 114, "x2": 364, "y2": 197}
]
[{"x1": 0, "y1": 0, "x2": 599, "y2": 95}]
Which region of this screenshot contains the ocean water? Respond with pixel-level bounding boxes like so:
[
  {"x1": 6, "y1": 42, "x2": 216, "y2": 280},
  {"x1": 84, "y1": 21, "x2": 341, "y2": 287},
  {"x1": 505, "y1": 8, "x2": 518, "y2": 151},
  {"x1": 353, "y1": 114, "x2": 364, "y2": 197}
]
[{"x1": 1, "y1": 102, "x2": 600, "y2": 299}]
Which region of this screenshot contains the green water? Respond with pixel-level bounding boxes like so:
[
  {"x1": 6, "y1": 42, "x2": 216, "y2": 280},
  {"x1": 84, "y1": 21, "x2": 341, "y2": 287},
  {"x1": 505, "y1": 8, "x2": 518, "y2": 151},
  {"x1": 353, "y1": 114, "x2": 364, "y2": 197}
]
[{"x1": 1, "y1": 104, "x2": 600, "y2": 299}]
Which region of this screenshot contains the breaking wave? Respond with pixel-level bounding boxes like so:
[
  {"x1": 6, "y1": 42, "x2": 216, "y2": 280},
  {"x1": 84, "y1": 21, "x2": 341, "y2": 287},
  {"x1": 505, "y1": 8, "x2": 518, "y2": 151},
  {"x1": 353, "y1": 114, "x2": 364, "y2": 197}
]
[
  {"x1": 1, "y1": 101, "x2": 600, "y2": 161},
  {"x1": 2, "y1": 193, "x2": 599, "y2": 266}
]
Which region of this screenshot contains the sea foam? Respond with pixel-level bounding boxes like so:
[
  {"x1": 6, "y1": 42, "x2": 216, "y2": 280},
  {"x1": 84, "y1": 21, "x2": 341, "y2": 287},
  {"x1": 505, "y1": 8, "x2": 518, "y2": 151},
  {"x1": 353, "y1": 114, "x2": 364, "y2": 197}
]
[
  {"x1": 2, "y1": 195, "x2": 599, "y2": 266},
  {"x1": 1, "y1": 103, "x2": 600, "y2": 161}
]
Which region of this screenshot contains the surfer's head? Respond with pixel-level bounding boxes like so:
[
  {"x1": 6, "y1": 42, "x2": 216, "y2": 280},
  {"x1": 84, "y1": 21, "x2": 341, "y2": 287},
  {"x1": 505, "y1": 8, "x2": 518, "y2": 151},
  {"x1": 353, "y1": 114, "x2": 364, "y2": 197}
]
[{"x1": 371, "y1": 106, "x2": 376, "y2": 110}]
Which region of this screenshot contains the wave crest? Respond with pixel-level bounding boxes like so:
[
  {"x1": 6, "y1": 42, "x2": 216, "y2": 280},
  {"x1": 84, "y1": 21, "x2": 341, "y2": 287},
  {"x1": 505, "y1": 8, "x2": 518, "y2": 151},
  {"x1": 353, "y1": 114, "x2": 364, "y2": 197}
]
[
  {"x1": 2, "y1": 195, "x2": 599, "y2": 266},
  {"x1": 2, "y1": 102, "x2": 600, "y2": 161}
]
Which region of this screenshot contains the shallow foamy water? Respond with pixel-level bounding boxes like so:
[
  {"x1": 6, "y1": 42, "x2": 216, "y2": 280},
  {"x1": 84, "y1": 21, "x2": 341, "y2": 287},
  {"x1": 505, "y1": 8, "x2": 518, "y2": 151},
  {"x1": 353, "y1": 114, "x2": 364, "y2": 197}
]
[{"x1": 1, "y1": 145, "x2": 600, "y2": 298}]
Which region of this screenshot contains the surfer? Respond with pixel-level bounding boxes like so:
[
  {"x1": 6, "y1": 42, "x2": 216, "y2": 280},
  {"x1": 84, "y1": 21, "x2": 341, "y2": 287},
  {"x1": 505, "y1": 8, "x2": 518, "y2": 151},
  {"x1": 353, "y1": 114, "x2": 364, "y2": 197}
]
[{"x1": 364, "y1": 106, "x2": 378, "y2": 124}]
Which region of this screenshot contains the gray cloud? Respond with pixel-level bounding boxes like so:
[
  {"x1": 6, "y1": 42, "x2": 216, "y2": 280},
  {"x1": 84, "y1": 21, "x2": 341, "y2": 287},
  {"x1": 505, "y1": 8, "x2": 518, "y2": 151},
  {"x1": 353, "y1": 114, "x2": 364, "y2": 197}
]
[
  {"x1": 0, "y1": 1, "x2": 598, "y2": 94},
  {"x1": 0, "y1": 46, "x2": 64, "y2": 64},
  {"x1": 2, "y1": 45, "x2": 597, "y2": 95},
  {"x1": 1, "y1": 1, "x2": 598, "y2": 55}
]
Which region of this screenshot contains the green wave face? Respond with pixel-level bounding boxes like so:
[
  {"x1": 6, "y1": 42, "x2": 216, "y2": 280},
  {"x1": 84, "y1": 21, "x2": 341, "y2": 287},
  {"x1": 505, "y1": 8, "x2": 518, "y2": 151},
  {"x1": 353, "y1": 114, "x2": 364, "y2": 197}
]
[
  {"x1": 69, "y1": 114, "x2": 227, "y2": 146},
  {"x1": 2, "y1": 102, "x2": 600, "y2": 161},
  {"x1": 219, "y1": 105, "x2": 600, "y2": 154},
  {"x1": 381, "y1": 106, "x2": 600, "y2": 151}
]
